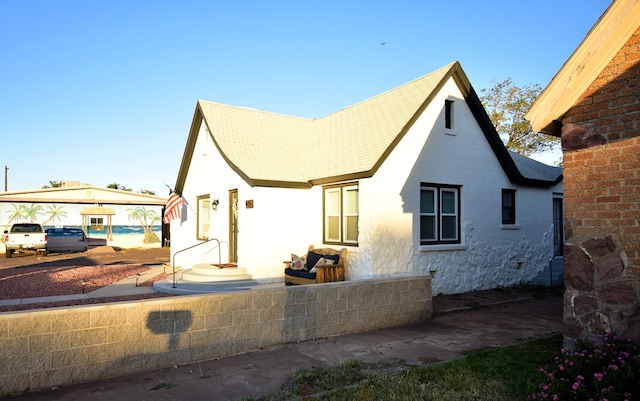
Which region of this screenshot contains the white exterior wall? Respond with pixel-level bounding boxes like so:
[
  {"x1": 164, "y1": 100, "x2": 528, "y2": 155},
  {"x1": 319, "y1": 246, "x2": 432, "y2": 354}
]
[
  {"x1": 171, "y1": 123, "x2": 322, "y2": 281},
  {"x1": 174, "y1": 77, "x2": 562, "y2": 294},
  {"x1": 356, "y1": 79, "x2": 561, "y2": 294}
]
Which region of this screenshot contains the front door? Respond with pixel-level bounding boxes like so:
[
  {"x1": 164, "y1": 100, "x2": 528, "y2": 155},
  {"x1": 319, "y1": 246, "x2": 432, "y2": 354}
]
[{"x1": 229, "y1": 190, "x2": 238, "y2": 263}]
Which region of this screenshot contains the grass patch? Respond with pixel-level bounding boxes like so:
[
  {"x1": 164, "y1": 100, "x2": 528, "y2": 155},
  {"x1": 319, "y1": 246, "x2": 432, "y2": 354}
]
[
  {"x1": 150, "y1": 381, "x2": 176, "y2": 391},
  {"x1": 240, "y1": 334, "x2": 562, "y2": 401}
]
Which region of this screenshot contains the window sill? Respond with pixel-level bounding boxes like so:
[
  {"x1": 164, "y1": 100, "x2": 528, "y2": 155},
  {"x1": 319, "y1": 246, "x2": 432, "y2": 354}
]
[
  {"x1": 501, "y1": 224, "x2": 520, "y2": 230},
  {"x1": 420, "y1": 244, "x2": 467, "y2": 252}
]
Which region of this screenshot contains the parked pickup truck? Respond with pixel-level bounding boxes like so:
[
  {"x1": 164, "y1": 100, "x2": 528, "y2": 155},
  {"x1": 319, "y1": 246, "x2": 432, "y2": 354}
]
[{"x1": 3, "y1": 223, "x2": 48, "y2": 258}]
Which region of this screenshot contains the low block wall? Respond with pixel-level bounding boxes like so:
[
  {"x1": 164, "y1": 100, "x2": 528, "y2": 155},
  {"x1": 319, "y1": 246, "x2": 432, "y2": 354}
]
[{"x1": 0, "y1": 276, "x2": 431, "y2": 397}]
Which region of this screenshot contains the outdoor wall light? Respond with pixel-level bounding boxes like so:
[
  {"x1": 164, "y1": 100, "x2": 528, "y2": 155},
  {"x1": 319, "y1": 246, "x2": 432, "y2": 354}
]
[{"x1": 211, "y1": 199, "x2": 219, "y2": 210}]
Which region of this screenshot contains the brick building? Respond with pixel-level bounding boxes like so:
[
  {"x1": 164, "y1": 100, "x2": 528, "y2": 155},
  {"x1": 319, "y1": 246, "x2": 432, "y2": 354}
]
[{"x1": 526, "y1": 0, "x2": 640, "y2": 343}]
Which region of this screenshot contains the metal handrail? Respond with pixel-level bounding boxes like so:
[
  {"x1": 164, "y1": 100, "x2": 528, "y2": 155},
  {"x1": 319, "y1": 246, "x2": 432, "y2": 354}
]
[{"x1": 171, "y1": 238, "x2": 221, "y2": 288}]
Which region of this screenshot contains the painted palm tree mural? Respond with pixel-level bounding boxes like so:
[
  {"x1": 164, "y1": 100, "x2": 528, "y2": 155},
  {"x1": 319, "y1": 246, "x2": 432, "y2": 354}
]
[
  {"x1": 127, "y1": 207, "x2": 161, "y2": 244},
  {"x1": 2, "y1": 204, "x2": 28, "y2": 242},
  {"x1": 23, "y1": 204, "x2": 45, "y2": 223},
  {"x1": 42, "y1": 205, "x2": 68, "y2": 225},
  {"x1": 2, "y1": 203, "x2": 68, "y2": 242}
]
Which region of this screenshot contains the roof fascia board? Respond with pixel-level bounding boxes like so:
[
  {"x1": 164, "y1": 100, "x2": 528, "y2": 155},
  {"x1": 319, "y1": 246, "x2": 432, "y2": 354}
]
[
  {"x1": 466, "y1": 86, "x2": 559, "y2": 187},
  {"x1": 526, "y1": 0, "x2": 640, "y2": 136},
  {"x1": 365, "y1": 62, "x2": 461, "y2": 179},
  {"x1": 200, "y1": 118, "x2": 260, "y2": 188},
  {"x1": 174, "y1": 103, "x2": 204, "y2": 195},
  {"x1": 249, "y1": 180, "x2": 312, "y2": 189},
  {"x1": 309, "y1": 171, "x2": 374, "y2": 186},
  {"x1": 0, "y1": 198, "x2": 165, "y2": 205},
  {"x1": 175, "y1": 101, "x2": 266, "y2": 192}
]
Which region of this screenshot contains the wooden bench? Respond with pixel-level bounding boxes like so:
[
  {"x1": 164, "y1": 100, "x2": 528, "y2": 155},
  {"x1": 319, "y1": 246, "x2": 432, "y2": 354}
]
[{"x1": 284, "y1": 245, "x2": 347, "y2": 285}]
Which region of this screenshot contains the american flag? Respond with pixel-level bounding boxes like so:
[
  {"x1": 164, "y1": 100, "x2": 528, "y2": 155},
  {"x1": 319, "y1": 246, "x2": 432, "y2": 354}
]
[{"x1": 163, "y1": 191, "x2": 184, "y2": 224}]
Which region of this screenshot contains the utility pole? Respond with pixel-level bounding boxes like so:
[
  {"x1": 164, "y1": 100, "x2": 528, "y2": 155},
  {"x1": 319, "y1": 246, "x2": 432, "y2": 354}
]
[{"x1": 4, "y1": 165, "x2": 7, "y2": 191}]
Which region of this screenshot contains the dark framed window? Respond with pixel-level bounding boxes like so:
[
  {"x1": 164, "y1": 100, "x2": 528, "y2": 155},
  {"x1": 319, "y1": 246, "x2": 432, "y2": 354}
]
[
  {"x1": 323, "y1": 182, "x2": 358, "y2": 246},
  {"x1": 420, "y1": 183, "x2": 460, "y2": 245},
  {"x1": 502, "y1": 189, "x2": 516, "y2": 224},
  {"x1": 445, "y1": 99, "x2": 454, "y2": 129}
]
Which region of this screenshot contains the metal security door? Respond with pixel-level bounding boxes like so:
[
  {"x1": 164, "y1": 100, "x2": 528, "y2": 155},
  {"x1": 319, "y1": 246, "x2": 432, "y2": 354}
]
[{"x1": 553, "y1": 196, "x2": 564, "y2": 255}]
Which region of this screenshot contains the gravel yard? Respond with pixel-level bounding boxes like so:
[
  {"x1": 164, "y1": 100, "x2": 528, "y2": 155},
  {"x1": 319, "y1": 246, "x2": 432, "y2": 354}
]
[{"x1": 0, "y1": 246, "x2": 174, "y2": 312}]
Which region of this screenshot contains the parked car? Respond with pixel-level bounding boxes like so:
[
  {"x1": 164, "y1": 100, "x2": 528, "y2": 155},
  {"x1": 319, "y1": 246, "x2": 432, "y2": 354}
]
[
  {"x1": 45, "y1": 227, "x2": 88, "y2": 253},
  {"x1": 4, "y1": 223, "x2": 48, "y2": 258}
]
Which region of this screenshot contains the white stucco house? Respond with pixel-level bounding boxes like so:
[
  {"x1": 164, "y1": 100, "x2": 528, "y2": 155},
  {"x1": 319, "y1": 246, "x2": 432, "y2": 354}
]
[{"x1": 169, "y1": 61, "x2": 563, "y2": 295}]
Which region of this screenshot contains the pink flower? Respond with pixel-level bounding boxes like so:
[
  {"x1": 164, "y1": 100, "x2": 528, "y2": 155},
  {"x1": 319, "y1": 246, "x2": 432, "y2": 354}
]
[
  {"x1": 594, "y1": 372, "x2": 604, "y2": 382},
  {"x1": 572, "y1": 382, "x2": 580, "y2": 391}
]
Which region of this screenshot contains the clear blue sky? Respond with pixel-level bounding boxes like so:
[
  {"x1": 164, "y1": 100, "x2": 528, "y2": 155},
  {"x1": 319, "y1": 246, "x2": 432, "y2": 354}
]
[{"x1": 1, "y1": 0, "x2": 611, "y2": 196}]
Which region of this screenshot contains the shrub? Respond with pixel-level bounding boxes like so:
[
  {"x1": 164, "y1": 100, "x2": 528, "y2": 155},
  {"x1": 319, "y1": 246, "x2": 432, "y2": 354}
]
[{"x1": 529, "y1": 332, "x2": 640, "y2": 401}]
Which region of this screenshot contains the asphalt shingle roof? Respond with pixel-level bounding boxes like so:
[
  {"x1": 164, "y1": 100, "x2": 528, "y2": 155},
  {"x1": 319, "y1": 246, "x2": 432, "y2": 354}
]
[
  {"x1": 176, "y1": 61, "x2": 562, "y2": 191},
  {"x1": 508, "y1": 151, "x2": 562, "y2": 183},
  {"x1": 198, "y1": 63, "x2": 454, "y2": 186}
]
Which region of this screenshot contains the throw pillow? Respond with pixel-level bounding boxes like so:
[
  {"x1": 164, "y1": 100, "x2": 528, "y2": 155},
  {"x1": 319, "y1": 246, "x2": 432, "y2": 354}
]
[
  {"x1": 309, "y1": 257, "x2": 334, "y2": 273},
  {"x1": 290, "y1": 254, "x2": 305, "y2": 270},
  {"x1": 306, "y1": 251, "x2": 323, "y2": 272}
]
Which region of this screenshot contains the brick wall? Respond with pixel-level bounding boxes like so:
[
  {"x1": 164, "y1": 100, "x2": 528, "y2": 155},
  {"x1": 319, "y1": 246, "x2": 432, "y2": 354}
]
[
  {"x1": 0, "y1": 276, "x2": 431, "y2": 397},
  {"x1": 560, "y1": 26, "x2": 640, "y2": 345},
  {"x1": 563, "y1": 138, "x2": 640, "y2": 271},
  {"x1": 563, "y1": 27, "x2": 640, "y2": 142}
]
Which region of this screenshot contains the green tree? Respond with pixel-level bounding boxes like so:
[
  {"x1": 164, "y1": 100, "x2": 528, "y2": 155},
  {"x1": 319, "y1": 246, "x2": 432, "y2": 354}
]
[
  {"x1": 42, "y1": 180, "x2": 62, "y2": 189},
  {"x1": 42, "y1": 204, "x2": 68, "y2": 226},
  {"x1": 480, "y1": 78, "x2": 559, "y2": 157},
  {"x1": 140, "y1": 189, "x2": 156, "y2": 195},
  {"x1": 107, "y1": 183, "x2": 132, "y2": 192},
  {"x1": 127, "y1": 207, "x2": 160, "y2": 243}
]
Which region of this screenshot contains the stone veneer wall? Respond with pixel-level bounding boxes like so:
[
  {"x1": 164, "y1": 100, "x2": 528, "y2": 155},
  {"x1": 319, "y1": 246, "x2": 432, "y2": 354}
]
[
  {"x1": 561, "y1": 137, "x2": 640, "y2": 345},
  {"x1": 0, "y1": 276, "x2": 431, "y2": 397}
]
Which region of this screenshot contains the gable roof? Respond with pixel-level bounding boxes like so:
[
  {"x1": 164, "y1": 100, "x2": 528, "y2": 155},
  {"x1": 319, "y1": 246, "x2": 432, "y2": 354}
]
[
  {"x1": 508, "y1": 151, "x2": 563, "y2": 183},
  {"x1": 175, "y1": 61, "x2": 561, "y2": 193},
  {"x1": 525, "y1": 0, "x2": 640, "y2": 136}
]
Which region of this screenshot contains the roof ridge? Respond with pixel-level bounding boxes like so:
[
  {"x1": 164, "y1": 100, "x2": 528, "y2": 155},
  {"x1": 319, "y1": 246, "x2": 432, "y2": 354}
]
[{"x1": 315, "y1": 61, "x2": 459, "y2": 120}]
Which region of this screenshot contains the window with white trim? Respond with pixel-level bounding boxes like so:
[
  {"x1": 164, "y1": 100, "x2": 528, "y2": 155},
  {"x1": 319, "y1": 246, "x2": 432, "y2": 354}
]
[
  {"x1": 420, "y1": 183, "x2": 460, "y2": 245},
  {"x1": 196, "y1": 194, "x2": 210, "y2": 240},
  {"x1": 323, "y1": 183, "x2": 358, "y2": 245}
]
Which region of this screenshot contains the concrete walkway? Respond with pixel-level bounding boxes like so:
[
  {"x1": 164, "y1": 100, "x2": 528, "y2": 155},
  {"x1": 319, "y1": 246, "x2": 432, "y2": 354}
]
[{"x1": 2, "y1": 289, "x2": 563, "y2": 401}]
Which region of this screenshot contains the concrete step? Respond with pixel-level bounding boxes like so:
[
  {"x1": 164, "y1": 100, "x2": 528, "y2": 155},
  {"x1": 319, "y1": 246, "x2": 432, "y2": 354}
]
[
  {"x1": 181, "y1": 264, "x2": 253, "y2": 282},
  {"x1": 153, "y1": 263, "x2": 262, "y2": 295},
  {"x1": 153, "y1": 276, "x2": 267, "y2": 295},
  {"x1": 529, "y1": 257, "x2": 564, "y2": 287}
]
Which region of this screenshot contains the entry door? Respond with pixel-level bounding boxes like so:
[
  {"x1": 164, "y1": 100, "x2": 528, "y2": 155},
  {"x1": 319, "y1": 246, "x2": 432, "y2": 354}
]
[
  {"x1": 229, "y1": 190, "x2": 238, "y2": 263},
  {"x1": 553, "y1": 196, "x2": 564, "y2": 255}
]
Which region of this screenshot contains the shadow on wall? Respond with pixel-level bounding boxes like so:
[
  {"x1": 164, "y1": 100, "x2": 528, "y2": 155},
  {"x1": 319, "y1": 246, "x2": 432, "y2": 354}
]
[{"x1": 147, "y1": 310, "x2": 194, "y2": 350}]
